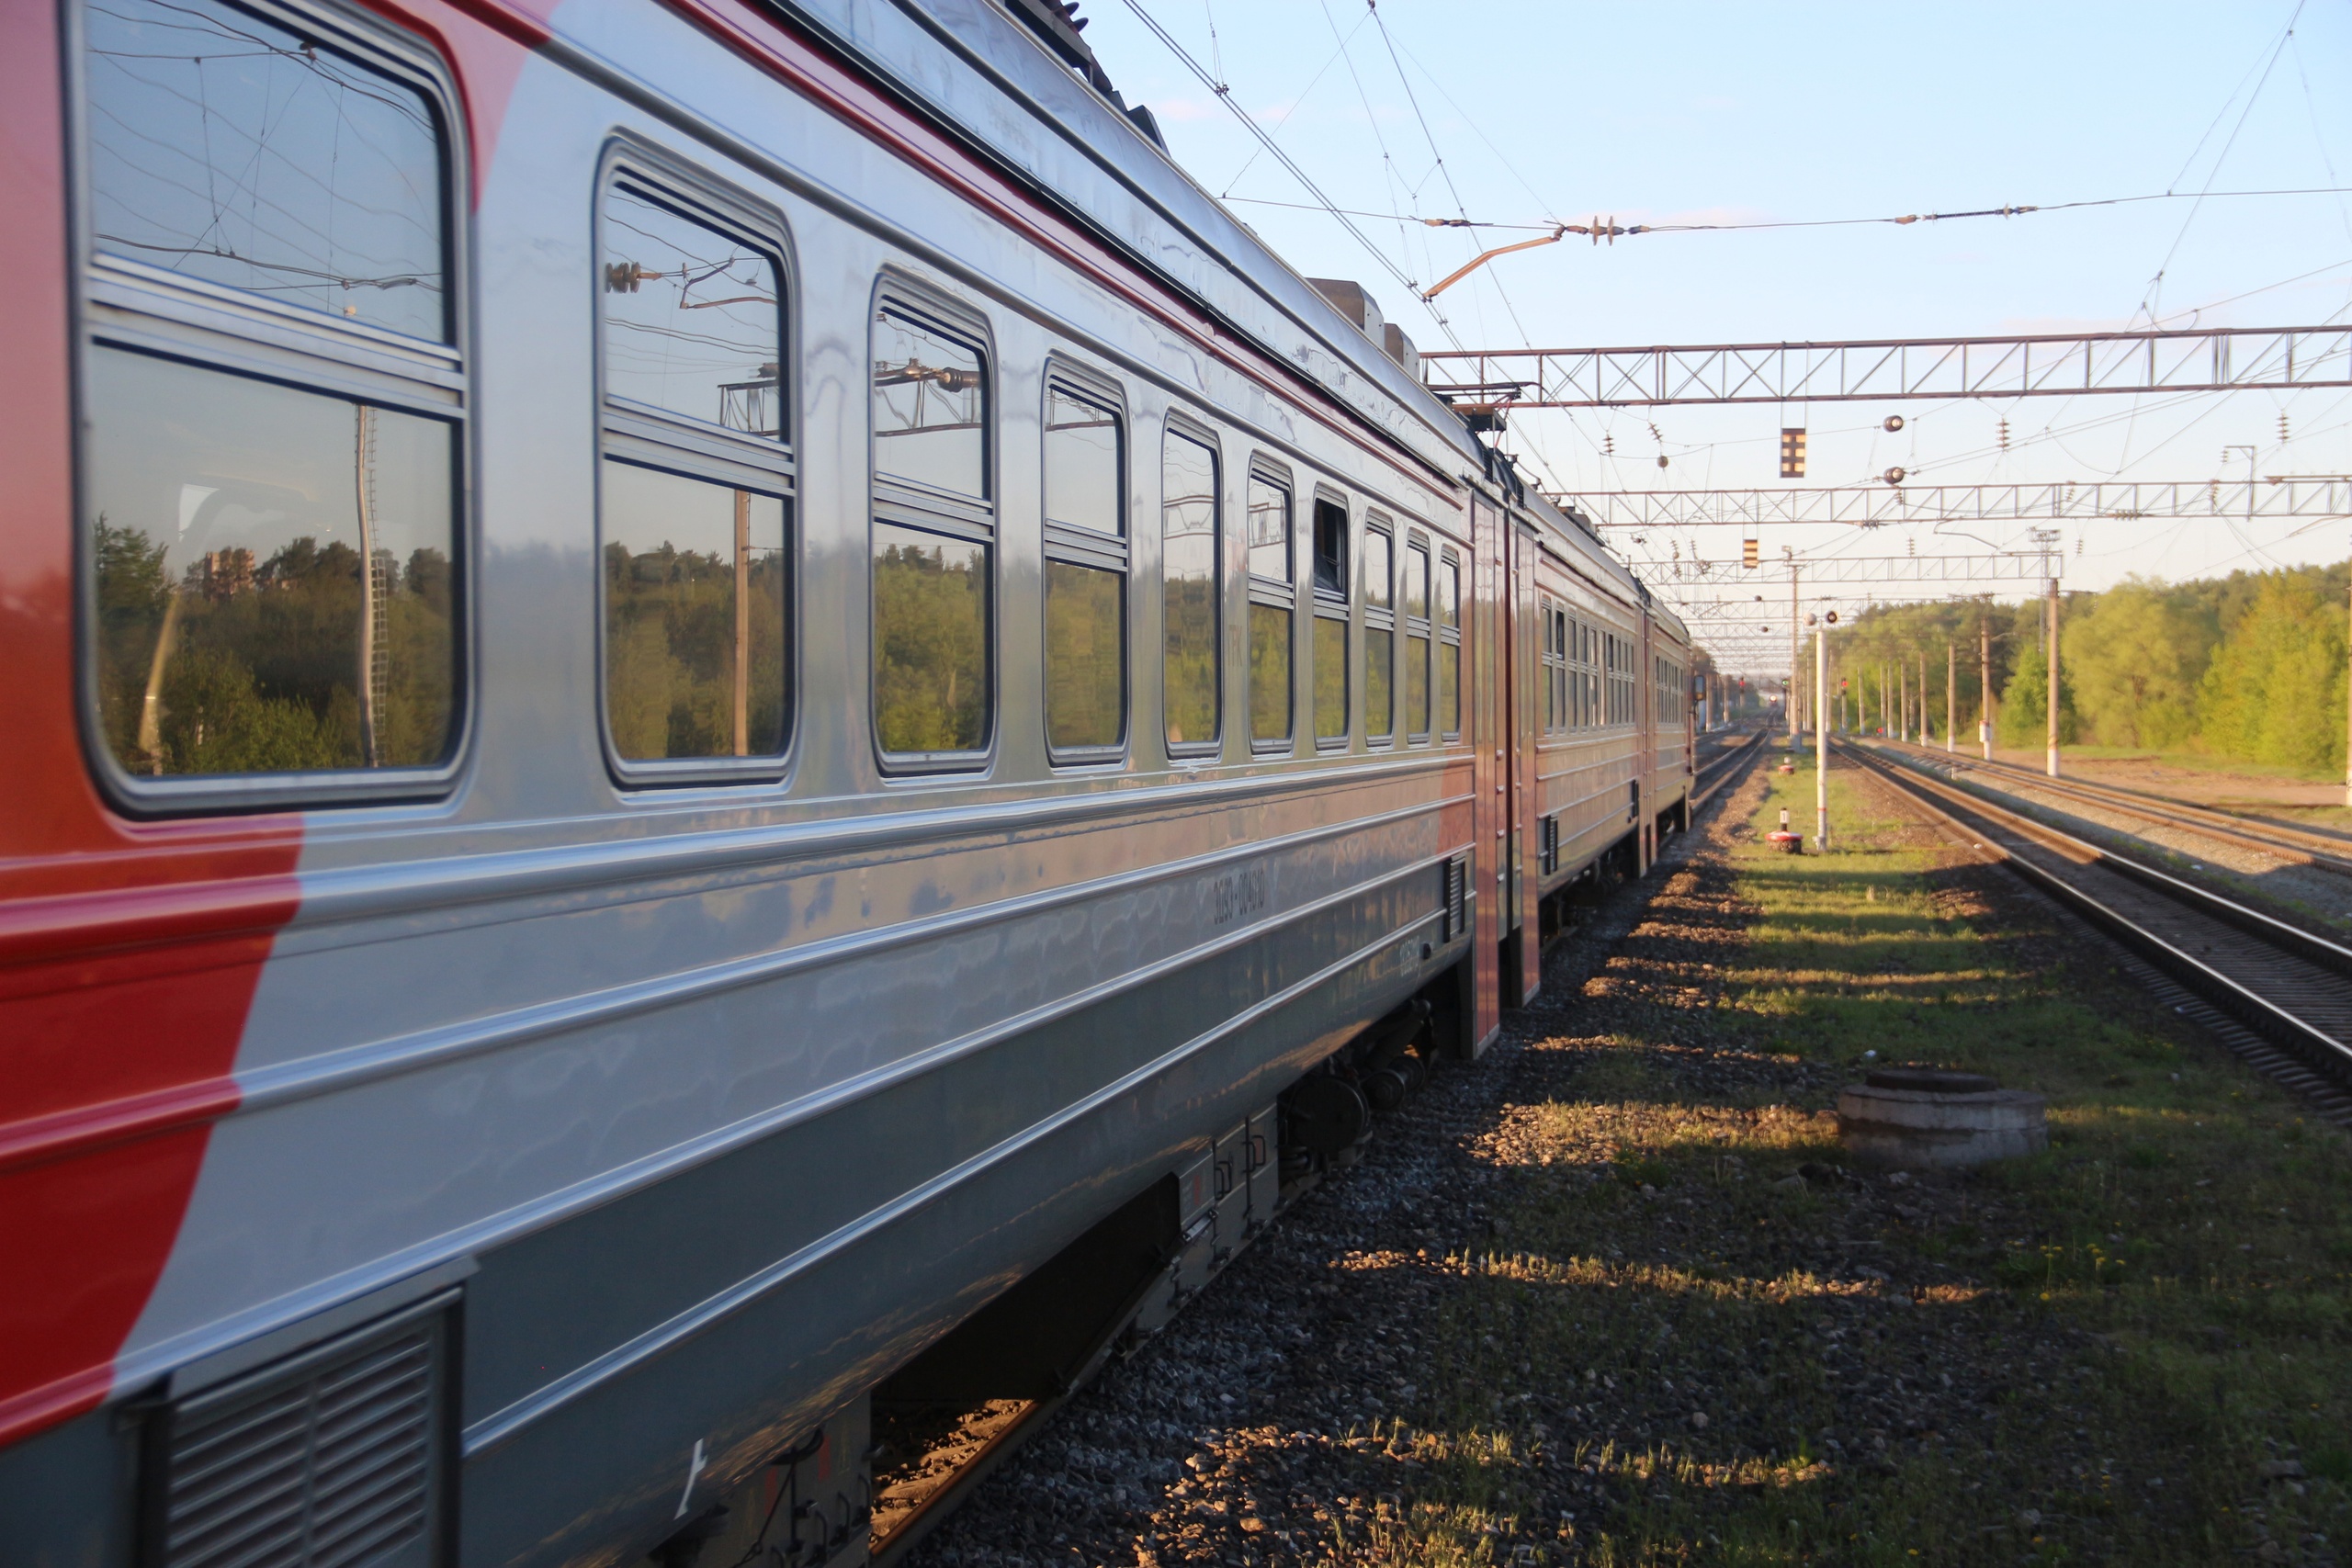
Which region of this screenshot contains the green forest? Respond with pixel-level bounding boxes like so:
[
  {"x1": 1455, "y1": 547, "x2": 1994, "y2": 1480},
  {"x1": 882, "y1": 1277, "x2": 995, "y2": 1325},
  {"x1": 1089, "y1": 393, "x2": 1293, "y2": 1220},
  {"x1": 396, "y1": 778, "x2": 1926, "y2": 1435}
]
[
  {"x1": 96, "y1": 522, "x2": 454, "y2": 775},
  {"x1": 1800, "y1": 561, "x2": 2352, "y2": 774}
]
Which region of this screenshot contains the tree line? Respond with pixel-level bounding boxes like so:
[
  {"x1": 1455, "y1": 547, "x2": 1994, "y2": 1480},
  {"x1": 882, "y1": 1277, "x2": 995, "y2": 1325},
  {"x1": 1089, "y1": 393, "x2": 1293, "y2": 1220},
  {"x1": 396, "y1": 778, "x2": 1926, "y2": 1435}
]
[{"x1": 1801, "y1": 562, "x2": 2352, "y2": 774}]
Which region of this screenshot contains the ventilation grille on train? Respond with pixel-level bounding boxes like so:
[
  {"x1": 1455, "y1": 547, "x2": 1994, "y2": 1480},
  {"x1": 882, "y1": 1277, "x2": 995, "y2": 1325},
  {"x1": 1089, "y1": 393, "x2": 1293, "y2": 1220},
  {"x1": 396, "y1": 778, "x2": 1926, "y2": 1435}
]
[
  {"x1": 1441, "y1": 854, "x2": 1467, "y2": 942},
  {"x1": 149, "y1": 1298, "x2": 452, "y2": 1568}
]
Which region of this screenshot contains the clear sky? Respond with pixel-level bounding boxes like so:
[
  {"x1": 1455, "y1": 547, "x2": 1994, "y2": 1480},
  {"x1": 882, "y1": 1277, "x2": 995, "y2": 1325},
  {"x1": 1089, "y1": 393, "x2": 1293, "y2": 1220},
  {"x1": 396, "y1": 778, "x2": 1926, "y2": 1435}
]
[{"x1": 1077, "y1": 1, "x2": 2352, "y2": 672}]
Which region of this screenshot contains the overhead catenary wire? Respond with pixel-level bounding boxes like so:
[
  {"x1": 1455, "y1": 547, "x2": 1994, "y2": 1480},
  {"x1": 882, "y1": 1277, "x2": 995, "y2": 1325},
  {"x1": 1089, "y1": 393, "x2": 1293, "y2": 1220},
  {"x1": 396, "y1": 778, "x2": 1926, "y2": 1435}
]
[
  {"x1": 1112, "y1": 0, "x2": 1443, "y2": 328},
  {"x1": 1220, "y1": 185, "x2": 2352, "y2": 238}
]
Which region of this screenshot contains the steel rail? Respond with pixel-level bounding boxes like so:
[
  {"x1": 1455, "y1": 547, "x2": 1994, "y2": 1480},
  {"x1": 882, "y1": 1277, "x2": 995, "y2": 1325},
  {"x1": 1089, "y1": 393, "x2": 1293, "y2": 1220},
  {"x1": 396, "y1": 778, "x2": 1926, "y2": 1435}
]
[
  {"x1": 1843, "y1": 742, "x2": 2352, "y2": 1082},
  {"x1": 1872, "y1": 739, "x2": 2352, "y2": 876},
  {"x1": 1691, "y1": 728, "x2": 1767, "y2": 808}
]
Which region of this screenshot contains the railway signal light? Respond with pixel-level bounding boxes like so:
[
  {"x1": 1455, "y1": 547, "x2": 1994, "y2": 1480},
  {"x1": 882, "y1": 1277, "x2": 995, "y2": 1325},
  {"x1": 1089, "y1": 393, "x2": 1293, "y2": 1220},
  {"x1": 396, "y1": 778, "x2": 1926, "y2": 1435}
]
[{"x1": 1780, "y1": 427, "x2": 1806, "y2": 479}]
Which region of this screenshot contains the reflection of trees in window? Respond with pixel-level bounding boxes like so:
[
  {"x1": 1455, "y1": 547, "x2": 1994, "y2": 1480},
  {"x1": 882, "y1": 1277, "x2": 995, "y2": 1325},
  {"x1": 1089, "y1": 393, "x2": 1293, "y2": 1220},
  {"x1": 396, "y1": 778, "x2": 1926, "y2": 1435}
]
[
  {"x1": 1249, "y1": 603, "x2": 1290, "y2": 744},
  {"x1": 1313, "y1": 615, "x2": 1347, "y2": 741},
  {"x1": 875, "y1": 532, "x2": 987, "y2": 754},
  {"x1": 603, "y1": 541, "x2": 786, "y2": 761},
  {"x1": 95, "y1": 522, "x2": 453, "y2": 774},
  {"x1": 1046, "y1": 562, "x2": 1122, "y2": 750}
]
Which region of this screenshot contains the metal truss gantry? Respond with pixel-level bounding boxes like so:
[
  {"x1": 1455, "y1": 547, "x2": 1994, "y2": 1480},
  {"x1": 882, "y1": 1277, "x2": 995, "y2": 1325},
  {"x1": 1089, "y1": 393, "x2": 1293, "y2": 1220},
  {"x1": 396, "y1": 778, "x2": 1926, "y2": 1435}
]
[
  {"x1": 1422, "y1": 325, "x2": 2352, "y2": 409},
  {"x1": 1550, "y1": 476, "x2": 2352, "y2": 529},
  {"x1": 1653, "y1": 553, "x2": 2057, "y2": 586}
]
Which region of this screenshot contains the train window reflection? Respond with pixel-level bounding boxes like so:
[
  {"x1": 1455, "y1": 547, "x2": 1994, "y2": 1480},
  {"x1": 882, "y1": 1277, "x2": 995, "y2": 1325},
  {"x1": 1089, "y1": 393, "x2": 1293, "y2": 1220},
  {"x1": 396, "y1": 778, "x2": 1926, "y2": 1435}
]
[
  {"x1": 1405, "y1": 540, "x2": 1430, "y2": 621},
  {"x1": 604, "y1": 188, "x2": 781, "y2": 436},
  {"x1": 1247, "y1": 476, "x2": 1290, "y2": 582},
  {"x1": 874, "y1": 525, "x2": 989, "y2": 754},
  {"x1": 602, "y1": 461, "x2": 786, "y2": 761},
  {"x1": 1437, "y1": 556, "x2": 1458, "y2": 628},
  {"x1": 85, "y1": 0, "x2": 447, "y2": 341},
  {"x1": 1363, "y1": 528, "x2": 1392, "y2": 612},
  {"x1": 1440, "y1": 642, "x2": 1459, "y2": 736},
  {"x1": 1407, "y1": 629, "x2": 1430, "y2": 736},
  {"x1": 1162, "y1": 428, "x2": 1221, "y2": 751},
  {"x1": 1250, "y1": 603, "x2": 1291, "y2": 744},
  {"x1": 875, "y1": 310, "x2": 985, "y2": 498},
  {"x1": 1365, "y1": 626, "x2": 1393, "y2": 739},
  {"x1": 1313, "y1": 615, "x2": 1347, "y2": 742},
  {"x1": 1046, "y1": 385, "x2": 1121, "y2": 536},
  {"x1": 1046, "y1": 562, "x2": 1122, "y2": 750},
  {"x1": 86, "y1": 348, "x2": 456, "y2": 775}
]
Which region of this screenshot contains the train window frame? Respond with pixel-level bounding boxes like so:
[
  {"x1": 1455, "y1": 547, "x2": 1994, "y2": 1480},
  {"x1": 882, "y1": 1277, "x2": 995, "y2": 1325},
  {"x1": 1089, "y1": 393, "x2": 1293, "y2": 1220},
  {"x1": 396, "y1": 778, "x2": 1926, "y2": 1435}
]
[
  {"x1": 1435, "y1": 547, "x2": 1461, "y2": 740},
  {"x1": 1244, "y1": 457, "x2": 1295, "y2": 755},
  {"x1": 1402, "y1": 532, "x2": 1432, "y2": 745},
  {"x1": 1159, "y1": 411, "x2": 1224, "y2": 761},
  {"x1": 70, "y1": 0, "x2": 473, "y2": 816},
  {"x1": 1309, "y1": 487, "x2": 1350, "y2": 750},
  {"x1": 868, "y1": 280, "x2": 997, "y2": 773},
  {"x1": 1361, "y1": 516, "x2": 1396, "y2": 746},
  {"x1": 594, "y1": 145, "x2": 797, "y2": 788},
  {"x1": 1540, "y1": 597, "x2": 1566, "y2": 738},
  {"x1": 1040, "y1": 360, "x2": 1128, "y2": 767}
]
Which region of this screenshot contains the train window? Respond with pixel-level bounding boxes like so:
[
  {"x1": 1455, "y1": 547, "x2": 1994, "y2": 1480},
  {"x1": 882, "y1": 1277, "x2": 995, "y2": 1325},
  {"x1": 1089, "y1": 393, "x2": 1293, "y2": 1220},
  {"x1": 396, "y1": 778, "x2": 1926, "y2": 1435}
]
[
  {"x1": 79, "y1": 0, "x2": 464, "y2": 807},
  {"x1": 1362, "y1": 522, "x2": 1394, "y2": 742},
  {"x1": 86, "y1": 0, "x2": 447, "y2": 342},
  {"x1": 1246, "y1": 467, "x2": 1294, "y2": 750},
  {"x1": 871, "y1": 299, "x2": 991, "y2": 764},
  {"x1": 1311, "y1": 492, "x2": 1349, "y2": 746},
  {"x1": 1043, "y1": 377, "x2": 1125, "y2": 758},
  {"x1": 598, "y1": 167, "x2": 793, "y2": 777},
  {"x1": 1436, "y1": 551, "x2": 1461, "y2": 738},
  {"x1": 1312, "y1": 496, "x2": 1348, "y2": 596},
  {"x1": 1162, "y1": 423, "x2": 1221, "y2": 754},
  {"x1": 605, "y1": 190, "x2": 781, "y2": 437},
  {"x1": 1403, "y1": 536, "x2": 1431, "y2": 740},
  {"x1": 1540, "y1": 598, "x2": 1567, "y2": 738}
]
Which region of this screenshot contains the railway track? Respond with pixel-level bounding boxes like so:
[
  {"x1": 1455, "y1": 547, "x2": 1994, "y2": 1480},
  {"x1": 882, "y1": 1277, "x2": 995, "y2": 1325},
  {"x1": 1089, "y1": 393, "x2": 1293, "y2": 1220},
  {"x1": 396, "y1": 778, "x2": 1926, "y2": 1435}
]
[
  {"x1": 1871, "y1": 738, "x2": 2352, "y2": 879},
  {"x1": 1690, "y1": 727, "x2": 1767, "y2": 808},
  {"x1": 1841, "y1": 741, "x2": 2352, "y2": 1125}
]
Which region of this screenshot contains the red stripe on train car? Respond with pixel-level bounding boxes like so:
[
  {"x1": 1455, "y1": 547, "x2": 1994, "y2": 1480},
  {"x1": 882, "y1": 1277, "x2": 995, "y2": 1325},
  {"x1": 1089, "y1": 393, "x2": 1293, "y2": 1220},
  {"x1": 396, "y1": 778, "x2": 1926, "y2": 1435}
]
[
  {"x1": 0, "y1": 0, "x2": 539, "y2": 1449},
  {"x1": 0, "y1": 0, "x2": 304, "y2": 1450}
]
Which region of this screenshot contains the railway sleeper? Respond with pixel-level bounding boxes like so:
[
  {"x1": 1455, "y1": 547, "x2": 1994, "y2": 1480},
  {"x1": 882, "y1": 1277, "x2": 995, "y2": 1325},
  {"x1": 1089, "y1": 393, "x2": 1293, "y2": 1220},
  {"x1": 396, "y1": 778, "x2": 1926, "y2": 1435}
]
[{"x1": 645, "y1": 975, "x2": 1464, "y2": 1568}]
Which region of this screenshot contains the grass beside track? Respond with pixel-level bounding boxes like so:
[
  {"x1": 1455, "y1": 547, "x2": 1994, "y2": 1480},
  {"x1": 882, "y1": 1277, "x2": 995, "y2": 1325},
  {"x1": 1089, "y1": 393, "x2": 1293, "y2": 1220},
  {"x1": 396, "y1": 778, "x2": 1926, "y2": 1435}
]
[{"x1": 1375, "y1": 755, "x2": 2352, "y2": 1567}]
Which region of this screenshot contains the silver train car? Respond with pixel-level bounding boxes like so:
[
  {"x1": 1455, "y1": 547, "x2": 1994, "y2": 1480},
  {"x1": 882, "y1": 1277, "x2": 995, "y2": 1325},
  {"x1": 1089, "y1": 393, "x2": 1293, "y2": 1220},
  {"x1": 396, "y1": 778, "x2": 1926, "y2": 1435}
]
[{"x1": 0, "y1": 0, "x2": 1693, "y2": 1562}]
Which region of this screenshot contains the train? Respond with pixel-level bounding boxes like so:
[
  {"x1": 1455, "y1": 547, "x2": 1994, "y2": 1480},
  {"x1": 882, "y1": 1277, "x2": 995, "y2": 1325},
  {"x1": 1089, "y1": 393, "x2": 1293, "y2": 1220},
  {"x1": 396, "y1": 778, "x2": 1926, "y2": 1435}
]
[{"x1": 0, "y1": 0, "x2": 1695, "y2": 1563}]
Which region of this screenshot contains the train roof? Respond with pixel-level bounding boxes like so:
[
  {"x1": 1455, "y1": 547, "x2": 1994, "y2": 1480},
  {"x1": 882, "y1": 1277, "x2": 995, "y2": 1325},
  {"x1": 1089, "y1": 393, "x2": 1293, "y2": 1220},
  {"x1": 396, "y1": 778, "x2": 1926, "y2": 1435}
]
[
  {"x1": 773, "y1": 1, "x2": 1666, "y2": 632},
  {"x1": 780, "y1": 0, "x2": 1494, "y2": 483}
]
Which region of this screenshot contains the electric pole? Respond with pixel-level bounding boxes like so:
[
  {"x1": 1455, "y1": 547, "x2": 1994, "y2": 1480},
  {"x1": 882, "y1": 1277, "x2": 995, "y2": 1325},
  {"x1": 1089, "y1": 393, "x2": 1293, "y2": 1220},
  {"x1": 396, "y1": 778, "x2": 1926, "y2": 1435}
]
[
  {"x1": 1979, "y1": 614, "x2": 1993, "y2": 760},
  {"x1": 1815, "y1": 615, "x2": 1830, "y2": 850},
  {"x1": 1917, "y1": 650, "x2": 1928, "y2": 747},
  {"x1": 1945, "y1": 640, "x2": 1956, "y2": 754},
  {"x1": 2045, "y1": 576, "x2": 2061, "y2": 777}
]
